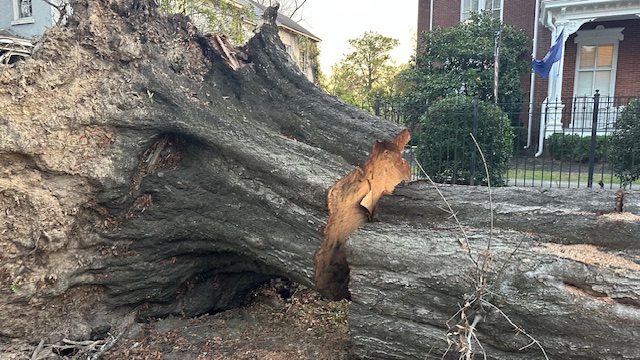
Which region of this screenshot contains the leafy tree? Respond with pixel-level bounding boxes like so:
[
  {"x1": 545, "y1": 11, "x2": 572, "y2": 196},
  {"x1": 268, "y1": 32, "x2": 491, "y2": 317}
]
[
  {"x1": 157, "y1": 0, "x2": 255, "y2": 44},
  {"x1": 401, "y1": 12, "x2": 529, "y2": 127},
  {"x1": 325, "y1": 31, "x2": 401, "y2": 106},
  {"x1": 611, "y1": 98, "x2": 640, "y2": 186}
]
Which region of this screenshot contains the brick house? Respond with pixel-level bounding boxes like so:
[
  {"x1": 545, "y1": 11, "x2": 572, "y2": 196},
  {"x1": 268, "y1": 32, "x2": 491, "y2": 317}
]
[{"x1": 418, "y1": 0, "x2": 640, "y2": 147}]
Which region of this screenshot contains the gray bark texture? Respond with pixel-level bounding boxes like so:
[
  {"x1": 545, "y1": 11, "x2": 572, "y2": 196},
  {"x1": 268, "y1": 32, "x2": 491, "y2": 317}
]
[
  {"x1": 0, "y1": 0, "x2": 403, "y2": 344},
  {"x1": 1, "y1": 1, "x2": 639, "y2": 359},
  {"x1": 349, "y1": 183, "x2": 640, "y2": 360}
]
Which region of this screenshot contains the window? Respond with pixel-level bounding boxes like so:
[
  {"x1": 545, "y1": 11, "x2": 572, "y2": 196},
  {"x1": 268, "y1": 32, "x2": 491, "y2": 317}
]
[
  {"x1": 461, "y1": 0, "x2": 502, "y2": 22},
  {"x1": 12, "y1": 0, "x2": 34, "y2": 25},
  {"x1": 575, "y1": 44, "x2": 614, "y2": 96},
  {"x1": 572, "y1": 27, "x2": 624, "y2": 130},
  {"x1": 300, "y1": 51, "x2": 307, "y2": 71}
]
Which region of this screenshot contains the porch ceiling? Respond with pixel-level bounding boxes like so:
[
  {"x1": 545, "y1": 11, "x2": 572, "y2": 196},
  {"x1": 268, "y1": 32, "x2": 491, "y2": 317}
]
[{"x1": 542, "y1": 0, "x2": 640, "y2": 30}]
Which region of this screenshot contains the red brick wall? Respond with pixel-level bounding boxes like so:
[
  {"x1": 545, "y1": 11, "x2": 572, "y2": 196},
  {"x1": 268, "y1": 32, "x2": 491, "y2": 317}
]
[
  {"x1": 416, "y1": 2, "x2": 640, "y2": 102},
  {"x1": 608, "y1": 19, "x2": 640, "y2": 98},
  {"x1": 416, "y1": 0, "x2": 431, "y2": 48},
  {"x1": 558, "y1": 19, "x2": 640, "y2": 101}
]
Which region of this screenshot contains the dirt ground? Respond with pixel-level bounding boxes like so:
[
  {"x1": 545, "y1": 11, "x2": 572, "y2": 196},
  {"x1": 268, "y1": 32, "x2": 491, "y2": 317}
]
[{"x1": 1, "y1": 281, "x2": 355, "y2": 360}]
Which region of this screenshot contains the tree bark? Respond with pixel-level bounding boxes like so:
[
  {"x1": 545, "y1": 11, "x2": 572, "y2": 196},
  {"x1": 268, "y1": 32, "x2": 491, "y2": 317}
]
[
  {"x1": 349, "y1": 183, "x2": 640, "y2": 360},
  {"x1": 0, "y1": 0, "x2": 406, "y2": 343},
  {"x1": 1, "y1": 2, "x2": 639, "y2": 359}
]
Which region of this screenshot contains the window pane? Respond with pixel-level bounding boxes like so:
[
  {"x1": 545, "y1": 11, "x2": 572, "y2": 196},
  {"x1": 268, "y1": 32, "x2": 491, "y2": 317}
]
[
  {"x1": 594, "y1": 71, "x2": 611, "y2": 95},
  {"x1": 576, "y1": 72, "x2": 593, "y2": 96},
  {"x1": 471, "y1": 0, "x2": 479, "y2": 12},
  {"x1": 462, "y1": 0, "x2": 471, "y2": 12},
  {"x1": 596, "y1": 45, "x2": 613, "y2": 67},
  {"x1": 19, "y1": 0, "x2": 32, "y2": 18},
  {"x1": 579, "y1": 46, "x2": 596, "y2": 68},
  {"x1": 491, "y1": 0, "x2": 501, "y2": 9}
]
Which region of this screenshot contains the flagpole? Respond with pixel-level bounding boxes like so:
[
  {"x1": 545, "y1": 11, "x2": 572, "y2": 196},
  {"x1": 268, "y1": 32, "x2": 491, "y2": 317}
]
[
  {"x1": 526, "y1": 0, "x2": 541, "y2": 149},
  {"x1": 493, "y1": 25, "x2": 501, "y2": 105}
]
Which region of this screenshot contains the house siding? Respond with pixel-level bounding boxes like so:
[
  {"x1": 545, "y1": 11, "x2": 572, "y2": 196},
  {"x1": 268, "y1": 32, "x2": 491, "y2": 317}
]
[{"x1": 0, "y1": 0, "x2": 53, "y2": 39}]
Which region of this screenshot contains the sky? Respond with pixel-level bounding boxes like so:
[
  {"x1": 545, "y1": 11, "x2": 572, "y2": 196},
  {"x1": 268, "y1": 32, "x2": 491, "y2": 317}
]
[{"x1": 298, "y1": 0, "x2": 419, "y2": 77}]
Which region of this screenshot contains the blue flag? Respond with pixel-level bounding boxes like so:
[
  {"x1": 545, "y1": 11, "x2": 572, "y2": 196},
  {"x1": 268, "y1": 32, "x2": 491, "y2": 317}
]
[{"x1": 532, "y1": 30, "x2": 564, "y2": 79}]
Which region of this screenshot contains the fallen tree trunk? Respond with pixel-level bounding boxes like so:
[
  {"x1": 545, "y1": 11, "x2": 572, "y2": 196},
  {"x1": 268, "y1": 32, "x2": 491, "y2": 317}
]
[
  {"x1": 349, "y1": 183, "x2": 640, "y2": 360},
  {"x1": 0, "y1": 0, "x2": 407, "y2": 344},
  {"x1": 2, "y1": 1, "x2": 639, "y2": 359}
]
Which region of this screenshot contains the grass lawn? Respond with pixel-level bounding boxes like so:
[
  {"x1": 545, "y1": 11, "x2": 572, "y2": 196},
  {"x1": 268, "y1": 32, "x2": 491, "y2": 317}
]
[{"x1": 506, "y1": 169, "x2": 628, "y2": 186}]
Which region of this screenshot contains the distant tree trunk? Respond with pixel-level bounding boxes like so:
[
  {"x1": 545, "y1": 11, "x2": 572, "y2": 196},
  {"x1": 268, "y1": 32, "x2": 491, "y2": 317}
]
[{"x1": 349, "y1": 184, "x2": 640, "y2": 360}]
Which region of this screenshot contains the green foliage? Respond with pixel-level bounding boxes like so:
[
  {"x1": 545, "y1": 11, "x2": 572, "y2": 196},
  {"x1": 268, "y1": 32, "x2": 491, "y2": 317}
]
[
  {"x1": 547, "y1": 133, "x2": 611, "y2": 163},
  {"x1": 157, "y1": 0, "x2": 255, "y2": 44},
  {"x1": 416, "y1": 96, "x2": 513, "y2": 185},
  {"x1": 401, "y1": 12, "x2": 529, "y2": 123},
  {"x1": 324, "y1": 31, "x2": 401, "y2": 106},
  {"x1": 611, "y1": 98, "x2": 640, "y2": 185},
  {"x1": 296, "y1": 34, "x2": 323, "y2": 84}
]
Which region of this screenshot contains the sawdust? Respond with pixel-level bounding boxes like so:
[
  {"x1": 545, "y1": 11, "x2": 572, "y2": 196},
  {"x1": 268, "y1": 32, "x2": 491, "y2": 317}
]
[
  {"x1": 599, "y1": 212, "x2": 640, "y2": 221},
  {"x1": 542, "y1": 243, "x2": 640, "y2": 272}
]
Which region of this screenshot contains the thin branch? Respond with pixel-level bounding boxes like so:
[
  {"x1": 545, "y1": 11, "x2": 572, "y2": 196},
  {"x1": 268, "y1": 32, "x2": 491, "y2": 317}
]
[
  {"x1": 482, "y1": 300, "x2": 550, "y2": 360},
  {"x1": 41, "y1": 0, "x2": 69, "y2": 25},
  {"x1": 471, "y1": 329, "x2": 488, "y2": 360},
  {"x1": 470, "y1": 133, "x2": 494, "y2": 278},
  {"x1": 287, "y1": 0, "x2": 307, "y2": 20},
  {"x1": 30, "y1": 339, "x2": 45, "y2": 360},
  {"x1": 414, "y1": 159, "x2": 478, "y2": 269}
]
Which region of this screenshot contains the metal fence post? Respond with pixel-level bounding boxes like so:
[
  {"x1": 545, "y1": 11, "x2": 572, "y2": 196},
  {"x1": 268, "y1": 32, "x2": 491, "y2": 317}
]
[
  {"x1": 587, "y1": 90, "x2": 600, "y2": 188},
  {"x1": 470, "y1": 95, "x2": 479, "y2": 185},
  {"x1": 374, "y1": 95, "x2": 381, "y2": 116}
]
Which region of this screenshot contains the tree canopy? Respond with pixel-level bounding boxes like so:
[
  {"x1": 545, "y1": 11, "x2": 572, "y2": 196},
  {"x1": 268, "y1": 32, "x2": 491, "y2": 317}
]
[
  {"x1": 403, "y1": 12, "x2": 529, "y2": 109},
  {"x1": 157, "y1": 0, "x2": 256, "y2": 44},
  {"x1": 324, "y1": 31, "x2": 402, "y2": 106}
]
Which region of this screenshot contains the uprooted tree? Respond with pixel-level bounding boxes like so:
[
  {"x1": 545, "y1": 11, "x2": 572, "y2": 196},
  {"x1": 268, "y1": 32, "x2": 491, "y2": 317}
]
[{"x1": 0, "y1": 1, "x2": 639, "y2": 359}]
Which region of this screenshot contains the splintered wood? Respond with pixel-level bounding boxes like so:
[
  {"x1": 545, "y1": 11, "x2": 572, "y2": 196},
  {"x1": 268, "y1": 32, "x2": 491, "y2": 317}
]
[
  {"x1": 314, "y1": 130, "x2": 411, "y2": 300},
  {"x1": 206, "y1": 33, "x2": 247, "y2": 70}
]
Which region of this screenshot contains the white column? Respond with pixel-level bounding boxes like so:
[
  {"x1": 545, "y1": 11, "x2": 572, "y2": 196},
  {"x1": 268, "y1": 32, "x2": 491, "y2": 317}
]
[{"x1": 544, "y1": 25, "x2": 566, "y2": 138}]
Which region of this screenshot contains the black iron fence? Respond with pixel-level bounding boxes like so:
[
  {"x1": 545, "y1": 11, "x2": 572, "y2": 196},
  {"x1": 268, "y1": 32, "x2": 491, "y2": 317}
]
[{"x1": 365, "y1": 94, "x2": 639, "y2": 189}]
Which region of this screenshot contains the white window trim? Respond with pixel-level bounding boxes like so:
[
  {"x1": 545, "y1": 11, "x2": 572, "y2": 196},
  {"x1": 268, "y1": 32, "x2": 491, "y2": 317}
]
[
  {"x1": 572, "y1": 27, "x2": 624, "y2": 97},
  {"x1": 460, "y1": 0, "x2": 503, "y2": 22},
  {"x1": 11, "y1": 0, "x2": 35, "y2": 25}
]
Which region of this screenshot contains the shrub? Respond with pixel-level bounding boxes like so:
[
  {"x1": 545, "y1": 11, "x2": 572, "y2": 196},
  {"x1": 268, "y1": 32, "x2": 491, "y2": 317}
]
[
  {"x1": 611, "y1": 98, "x2": 640, "y2": 185},
  {"x1": 415, "y1": 96, "x2": 513, "y2": 185},
  {"x1": 547, "y1": 133, "x2": 611, "y2": 163}
]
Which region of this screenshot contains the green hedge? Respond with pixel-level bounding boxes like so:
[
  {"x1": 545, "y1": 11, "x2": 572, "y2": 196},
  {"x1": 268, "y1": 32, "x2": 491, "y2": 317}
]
[
  {"x1": 415, "y1": 96, "x2": 513, "y2": 186},
  {"x1": 611, "y1": 98, "x2": 640, "y2": 185},
  {"x1": 546, "y1": 133, "x2": 611, "y2": 163}
]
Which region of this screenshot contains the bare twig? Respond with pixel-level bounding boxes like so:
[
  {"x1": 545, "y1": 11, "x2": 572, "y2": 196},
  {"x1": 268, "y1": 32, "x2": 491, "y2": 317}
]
[
  {"x1": 470, "y1": 133, "x2": 494, "y2": 279},
  {"x1": 482, "y1": 301, "x2": 550, "y2": 360},
  {"x1": 30, "y1": 339, "x2": 45, "y2": 360},
  {"x1": 414, "y1": 159, "x2": 478, "y2": 268},
  {"x1": 41, "y1": 0, "x2": 70, "y2": 25},
  {"x1": 417, "y1": 137, "x2": 548, "y2": 360}
]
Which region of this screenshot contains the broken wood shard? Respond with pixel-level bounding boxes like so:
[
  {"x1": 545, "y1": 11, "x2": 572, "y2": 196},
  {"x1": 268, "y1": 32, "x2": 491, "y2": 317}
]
[
  {"x1": 314, "y1": 129, "x2": 410, "y2": 300},
  {"x1": 206, "y1": 33, "x2": 246, "y2": 70}
]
